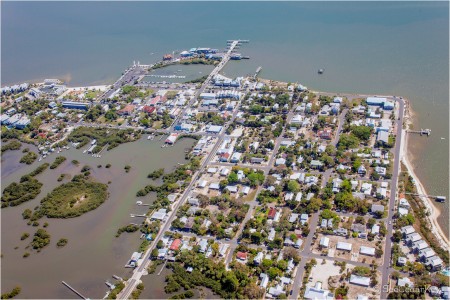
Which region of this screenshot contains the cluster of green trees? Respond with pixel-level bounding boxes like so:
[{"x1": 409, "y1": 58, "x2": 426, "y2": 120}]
[
  {"x1": 19, "y1": 151, "x2": 38, "y2": 164},
  {"x1": 69, "y1": 127, "x2": 140, "y2": 151},
  {"x1": 121, "y1": 85, "x2": 151, "y2": 101},
  {"x1": 1, "y1": 286, "x2": 21, "y2": 299},
  {"x1": 247, "y1": 93, "x2": 290, "y2": 110},
  {"x1": 169, "y1": 290, "x2": 194, "y2": 299},
  {"x1": 338, "y1": 126, "x2": 372, "y2": 150},
  {"x1": 31, "y1": 229, "x2": 50, "y2": 250},
  {"x1": 116, "y1": 224, "x2": 140, "y2": 237},
  {"x1": 180, "y1": 58, "x2": 217, "y2": 65},
  {"x1": 1, "y1": 175, "x2": 43, "y2": 208},
  {"x1": 27, "y1": 163, "x2": 49, "y2": 177},
  {"x1": 85, "y1": 105, "x2": 103, "y2": 122},
  {"x1": 1, "y1": 140, "x2": 21, "y2": 153},
  {"x1": 174, "y1": 194, "x2": 248, "y2": 239},
  {"x1": 106, "y1": 281, "x2": 125, "y2": 299},
  {"x1": 184, "y1": 75, "x2": 208, "y2": 84},
  {"x1": 37, "y1": 177, "x2": 108, "y2": 218},
  {"x1": 227, "y1": 167, "x2": 265, "y2": 187},
  {"x1": 1, "y1": 127, "x2": 22, "y2": 141},
  {"x1": 299, "y1": 259, "x2": 317, "y2": 296},
  {"x1": 199, "y1": 112, "x2": 225, "y2": 126},
  {"x1": 164, "y1": 251, "x2": 263, "y2": 299},
  {"x1": 137, "y1": 157, "x2": 200, "y2": 199},
  {"x1": 131, "y1": 283, "x2": 145, "y2": 299},
  {"x1": 105, "y1": 109, "x2": 118, "y2": 121},
  {"x1": 56, "y1": 238, "x2": 68, "y2": 247},
  {"x1": 148, "y1": 168, "x2": 165, "y2": 179},
  {"x1": 49, "y1": 156, "x2": 66, "y2": 169}
]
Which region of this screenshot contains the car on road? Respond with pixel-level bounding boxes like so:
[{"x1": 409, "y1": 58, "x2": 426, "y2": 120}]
[{"x1": 389, "y1": 221, "x2": 392, "y2": 225}]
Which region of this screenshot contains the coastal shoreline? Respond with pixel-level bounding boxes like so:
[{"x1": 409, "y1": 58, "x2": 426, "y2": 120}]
[{"x1": 400, "y1": 99, "x2": 449, "y2": 250}]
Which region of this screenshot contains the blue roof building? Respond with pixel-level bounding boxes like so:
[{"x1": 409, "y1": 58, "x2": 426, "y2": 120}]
[{"x1": 62, "y1": 101, "x2": 90, "y2": 110}]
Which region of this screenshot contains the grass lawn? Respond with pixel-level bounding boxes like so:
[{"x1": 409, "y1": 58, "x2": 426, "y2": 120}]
[
  {"x1": 152, "y1": 121, "x2": 162, "y2": 129},
  {"x1": 241, "y1": 190, "x2": 257, "y2": 202}
]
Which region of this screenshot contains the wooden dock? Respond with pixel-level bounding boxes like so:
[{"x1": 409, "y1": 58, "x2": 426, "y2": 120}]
[
  {"x1": 407, "y1": 128, "x2": 431, "y2": 136},
  {"x1": 405, "y1": 193, "x2": 446, "y2": 202},
  {"x1": 254, "y1": 66, "x2": 262, "y2": 79},
  {"x1": 62, "y1": 281, "x2": 88, "y2": 300},
  {"x1": 130, "y1": 214, "x2": 147, "y2": 218},
  {"x1": 157, "y1": 260, "x2": 168, "y2": 275}
]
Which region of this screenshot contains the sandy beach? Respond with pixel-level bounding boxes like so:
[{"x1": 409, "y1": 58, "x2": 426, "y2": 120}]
[{"x1": 400, "y1": 99, "x2": 449, "y2": 250}]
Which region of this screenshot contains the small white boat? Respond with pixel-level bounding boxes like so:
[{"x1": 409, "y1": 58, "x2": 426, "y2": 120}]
[
  {"x1": 105, "y1": 281, "x2": 116, "y2": 290},
  {"x1": 83, "y1": 149, "x2": 87, "y2": 153},
  {"x1": 441, "y1": 137, "x2": 445, "y2": 140},
  {"x1": 38, "y1": 156, "x2": 42, "y2": 162}
]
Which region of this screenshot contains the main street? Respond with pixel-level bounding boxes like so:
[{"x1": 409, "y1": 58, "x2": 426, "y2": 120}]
[
  {"x1": 380, "y1": 98, "x2": 405, "y2": 299},
  {"x1": 118, "y1": 106, "x2": 241, "y2": 299},
  {"x1": 118, "y1": 42, "x2": 243, "y2": 298}
]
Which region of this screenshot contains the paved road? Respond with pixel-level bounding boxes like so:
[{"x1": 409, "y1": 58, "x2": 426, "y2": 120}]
[
  {"x1": 290, "y1": 108, "x2": 348, "y2": 300},
  {"x1": 119, "y1": 125, "x2": 228, "y2": 298},
  {"x1": 224, "y1": 110, "x2": 295, "y2": 267},
  {"x1": 118, "y1": 67, "x2": 243, "y2": 298},
  {"x1": 380, "y1": 98, "x2": 405, "y2": 299}
]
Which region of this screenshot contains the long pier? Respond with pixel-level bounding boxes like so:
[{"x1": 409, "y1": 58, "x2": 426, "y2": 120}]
[
  {"x1": 254, "y1": 66, "x2": 262, "y2": 79},
  {"x1": 407, "y1": 128, "x2": 431, "y2": 136},
  {"x1": 62, "y1": 281, "x2": 88, "y2": 300},
  {"x1": 130, "y1": 214, "x2": 147, "y2": 218},
  {"x1": 157, "y1": 260, "x2": 168, "y2": 275},
  {"x1": 405, "y1": 193, "x2": 446, "y2": 202}
]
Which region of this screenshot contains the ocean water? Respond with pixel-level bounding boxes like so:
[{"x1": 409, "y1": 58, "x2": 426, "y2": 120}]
[{"x1": 2, "y1": 1, "x2": 448, "y2": 234}]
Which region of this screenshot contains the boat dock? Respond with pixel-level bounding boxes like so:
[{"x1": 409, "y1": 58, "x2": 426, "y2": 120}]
[
  {"x1": 62, "y1": 281, "x2": 88, "y2": 300},
  {"x1": 105, "y1": 281, "x2": 116, "y2": 290},
  {"x1": 147, "y1": 74, "x2": 186, "y2": 79},
  {"x1": 157, "y1": 260, "x2": 168, "y2": 275},
  {"x1": 130, "y1": 213, "x2": 147, "y2": 218},
  {"x1": 407, "y1": 128, "x2": 431, "y2": 136},
  {"x1": 112, "y1": 275, "x2": 123, "y2": 281},
  {"x1": 254, "y1": 66, "x2": 262, "y2": 79},
  {"x1": 405, "y1": 193, "x2": 446, "y2": 202}
]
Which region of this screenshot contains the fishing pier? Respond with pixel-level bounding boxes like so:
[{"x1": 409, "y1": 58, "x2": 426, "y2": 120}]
[
  {"x1": 62, "y1": 281, "x2": 88, "y2": 300},
  {"x1": 405, "y1": 193, "x2": 446, "y2": 202},
  {"x1": 407, "y1": 128, "x2": 431, "y2": 136},
  {"x1": 254, "y1": 66, "x2": 262, "y2": 79}
]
